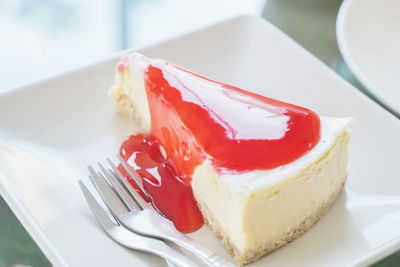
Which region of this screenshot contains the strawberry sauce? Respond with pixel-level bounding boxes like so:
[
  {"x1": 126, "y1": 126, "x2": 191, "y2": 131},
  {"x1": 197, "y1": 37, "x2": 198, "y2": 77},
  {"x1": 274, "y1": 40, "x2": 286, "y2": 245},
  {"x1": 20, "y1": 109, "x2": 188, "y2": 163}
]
[
  {"x1": 118, "y1": 57, "x2": 321, "y2": 233},
  {"x1": 119, "y1": 134, "x2": 203, "y2": 233}
]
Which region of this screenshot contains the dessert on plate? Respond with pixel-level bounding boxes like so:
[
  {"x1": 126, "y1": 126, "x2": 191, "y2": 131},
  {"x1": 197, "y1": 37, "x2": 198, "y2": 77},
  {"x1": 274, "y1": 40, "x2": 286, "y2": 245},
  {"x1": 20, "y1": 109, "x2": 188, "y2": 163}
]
[{"x1": 109, "y1": 53, "x2": 354, "y2": 265}]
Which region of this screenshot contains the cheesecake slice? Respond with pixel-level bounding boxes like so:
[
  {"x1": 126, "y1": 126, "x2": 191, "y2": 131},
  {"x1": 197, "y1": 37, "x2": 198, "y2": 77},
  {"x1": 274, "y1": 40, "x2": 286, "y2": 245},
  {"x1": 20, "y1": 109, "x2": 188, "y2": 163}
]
[{"x1": 109, "y1": 53, "x2": 353, "y2": 265}]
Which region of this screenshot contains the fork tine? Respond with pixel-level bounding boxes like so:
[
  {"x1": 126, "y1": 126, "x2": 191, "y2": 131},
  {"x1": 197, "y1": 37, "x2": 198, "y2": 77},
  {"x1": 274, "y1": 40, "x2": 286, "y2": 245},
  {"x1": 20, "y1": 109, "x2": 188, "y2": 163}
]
[
  {"x1": 116, "y1": 154, "x2": 150, "y2": 200},
  {"x1": 88, "y1": 166, "x2": 128, "y2": 217},
  {"x1": 97, "y1": 162, "x2": 138, "y2": 211},
  {"x1": 109, "y1": 158, "x2": 150, "y2": 210},
  {"x1": 107, "y1": 158, "x2": 146, "y2": 210},
  {"x1": 80, "y1": 181, "x2": 200, "y2": 267},
  {"x1": 79, "y1": 180, "x2": 117, "y2": 230}
]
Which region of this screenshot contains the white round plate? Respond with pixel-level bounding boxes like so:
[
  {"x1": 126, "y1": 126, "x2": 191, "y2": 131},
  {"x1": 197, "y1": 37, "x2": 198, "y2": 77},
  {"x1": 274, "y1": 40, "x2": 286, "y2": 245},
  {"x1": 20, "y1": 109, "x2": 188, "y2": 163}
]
[{"x1": 337, "y1": 0, "x2": 400, "y2": 115}]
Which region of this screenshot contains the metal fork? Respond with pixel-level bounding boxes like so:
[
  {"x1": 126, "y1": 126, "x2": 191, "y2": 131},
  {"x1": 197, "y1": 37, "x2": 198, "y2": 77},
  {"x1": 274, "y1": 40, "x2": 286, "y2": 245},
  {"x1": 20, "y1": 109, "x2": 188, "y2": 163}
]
[
  {"x1": 78, "y1": 180, "x2": 199, "y2": 267},
  {"x1": 88, "y1": 156, "x2": 235, "y2": 267}
]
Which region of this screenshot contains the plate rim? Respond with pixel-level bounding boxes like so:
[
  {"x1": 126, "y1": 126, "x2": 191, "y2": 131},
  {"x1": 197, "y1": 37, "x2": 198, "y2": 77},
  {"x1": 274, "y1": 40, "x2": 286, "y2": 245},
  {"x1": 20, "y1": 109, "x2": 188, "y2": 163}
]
[
  {"x1": 0, "y1": 14, "x2": 399, "y2": 267},
  {"x1": 336, "y1": 0, "x2": 400, "y2": 117},
  {"x1": 0, "y1": 141, "x2": 68, "y2": 266}
]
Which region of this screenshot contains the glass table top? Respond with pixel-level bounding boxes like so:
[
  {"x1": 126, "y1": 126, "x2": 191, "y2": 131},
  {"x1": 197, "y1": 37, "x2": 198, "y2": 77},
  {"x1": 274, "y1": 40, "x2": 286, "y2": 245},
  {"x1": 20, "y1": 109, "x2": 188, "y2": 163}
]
[{"x1": 0, "y1": 1, "x2": 398, "y2": 266}]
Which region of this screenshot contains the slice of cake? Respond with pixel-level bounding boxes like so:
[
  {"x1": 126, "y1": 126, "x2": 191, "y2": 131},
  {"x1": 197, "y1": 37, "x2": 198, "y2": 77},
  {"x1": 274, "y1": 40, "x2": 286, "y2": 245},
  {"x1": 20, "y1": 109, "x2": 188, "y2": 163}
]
[{"x1": 109, "y1": 53, "x2": 354, "y2": 265}]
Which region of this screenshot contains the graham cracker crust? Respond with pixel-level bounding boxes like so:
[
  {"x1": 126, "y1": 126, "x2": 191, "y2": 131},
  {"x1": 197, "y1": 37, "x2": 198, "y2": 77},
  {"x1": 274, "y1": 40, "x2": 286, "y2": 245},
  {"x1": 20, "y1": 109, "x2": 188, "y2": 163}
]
[{"x1": 195, "y1": 181, "x2": 346, "y2": 266}]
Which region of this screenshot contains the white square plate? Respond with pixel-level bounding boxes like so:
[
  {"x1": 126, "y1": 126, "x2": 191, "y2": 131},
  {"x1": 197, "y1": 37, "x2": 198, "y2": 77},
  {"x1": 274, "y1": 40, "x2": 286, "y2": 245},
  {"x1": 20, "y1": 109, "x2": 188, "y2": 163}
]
[{"x1": 1, "y1": 15, "x2": 400, "y2": 267}]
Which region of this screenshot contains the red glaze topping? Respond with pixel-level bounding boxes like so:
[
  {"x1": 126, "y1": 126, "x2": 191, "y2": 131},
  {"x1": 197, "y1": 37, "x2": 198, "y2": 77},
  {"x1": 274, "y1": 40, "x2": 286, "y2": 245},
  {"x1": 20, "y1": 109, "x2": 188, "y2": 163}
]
[
  {"x1": 144, "y1": 61, "x2": 321, "y2": 178},
  {"x1": 119, "y1": 134, "x2": 203, "y2": 233},
  {"x1": 118, "y1": 56, "x2": 321, "y2": 233}
]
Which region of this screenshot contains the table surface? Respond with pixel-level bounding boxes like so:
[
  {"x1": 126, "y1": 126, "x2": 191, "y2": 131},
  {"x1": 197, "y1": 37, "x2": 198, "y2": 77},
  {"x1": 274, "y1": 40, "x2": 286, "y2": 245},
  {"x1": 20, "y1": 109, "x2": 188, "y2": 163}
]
[{"x1": 0, "y1": 1, "x2": 399, "y2": 266}]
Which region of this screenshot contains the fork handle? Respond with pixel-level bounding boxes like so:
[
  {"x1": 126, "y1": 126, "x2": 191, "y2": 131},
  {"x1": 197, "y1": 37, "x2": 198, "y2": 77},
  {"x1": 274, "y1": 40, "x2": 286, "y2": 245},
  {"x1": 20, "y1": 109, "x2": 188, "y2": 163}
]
[
  {"x1": 168, "y1": 232, "x2": 235, "y2": 267},
  {"x1": 135, "y1": 210, "x2": 236, "y2": 266},
  {"x1": 153, "y1": 214, "x2": 235, "y2": 266},
  {"x1": 138, "y1": 238, "x2": 199, "y2": 267}
]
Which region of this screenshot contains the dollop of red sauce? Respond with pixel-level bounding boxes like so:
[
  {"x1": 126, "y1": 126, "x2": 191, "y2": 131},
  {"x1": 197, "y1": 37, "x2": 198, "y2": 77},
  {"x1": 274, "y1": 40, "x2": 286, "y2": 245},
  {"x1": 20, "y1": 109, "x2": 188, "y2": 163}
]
[
  {"x1": 118, "y1": 57, "x2": 321, "y2": 233},
  {"x1": 116, "y1": 55, "x2": 130, "y2": 73},
  {"x1": 119, "y1": 134, "x2": 203, "y2": 233}
]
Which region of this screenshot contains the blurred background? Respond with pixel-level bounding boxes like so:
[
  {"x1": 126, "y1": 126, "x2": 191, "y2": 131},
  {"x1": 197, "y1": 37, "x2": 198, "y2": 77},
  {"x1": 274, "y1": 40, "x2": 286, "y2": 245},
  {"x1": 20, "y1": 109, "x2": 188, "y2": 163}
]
[
  {"x1": 0, "y1": 0, "x2": 398, "y2": 266},
  {"x1": 0, "y1": 0, "x2": 263, "y2": 90}
]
